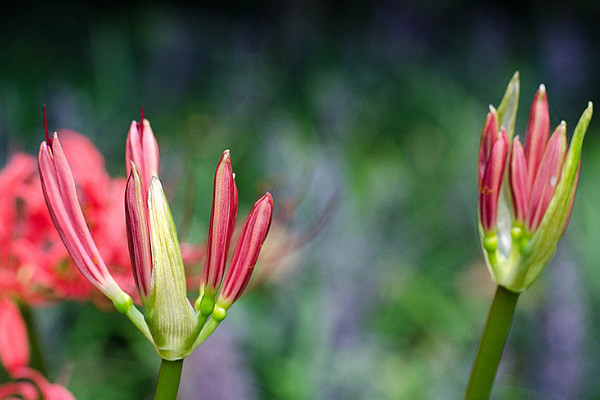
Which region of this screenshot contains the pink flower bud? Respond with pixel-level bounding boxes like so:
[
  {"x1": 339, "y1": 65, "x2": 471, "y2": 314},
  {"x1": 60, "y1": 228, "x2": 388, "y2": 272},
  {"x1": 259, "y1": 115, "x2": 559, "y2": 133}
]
[
  {"x1": 200, "y1": 150, "x2": 238, "y2": 297},
  {"x1": 218, "y1": 193, "x2": 273, "y2": 307},
  {"x1": 125, "y1": 162, "x2": 153, "y2": 303},
  {"x1": 479, "y1": 128, "x2": 509, "y2": 232},
  {"x1": 526, "y1": 122, "x2": 567, "y2": 231},
  {"x1": 509, "y1": 136, "x2": 529, "y2": 223},
  {"x1": 125, "y1": 116, "x2": 159, "y2": 200},
  {"x1": 524, "y1": 84, "x2": 550, "y2": 191},
  {"x1": 38, "y1": 133, "x2": 122, "y2": 299},
  {"x1": 478, "y1": 106, "x2": 499, "y2": 187}
]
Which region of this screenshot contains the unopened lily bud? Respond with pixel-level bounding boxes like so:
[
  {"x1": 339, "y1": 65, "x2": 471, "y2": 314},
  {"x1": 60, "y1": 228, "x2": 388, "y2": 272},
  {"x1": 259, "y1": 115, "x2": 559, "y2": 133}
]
[
  {"x1": 524, "y1": 84, "x2": 550, "y2": 190},
  {"x1": 145, "y1": 177, "x2": 197, "y2": 360},
  {"x1": 526, "y1": 122, "x2": 567, "y2": 232},
  {"x1": 478, "y1": 106, "x2": 499, "y2": 186},
  {"x1": 509, "y1": 136, "x2": 528, "y2": 223},
  {"x1": 477, "y1": 74, "x2": 592, "y2": 292},
  {"x1": 125, "y1": 162, "x2": 153, "y2": 303},
  {"x1": 217, "y1": 193, "x2": 273, "y2": 308},
  {"x1": 126, "y1": 112, "x2": 159, "y2": 198},
  {"x1": 479, "y1": 128, "x2": 509, "y2": 233},
  {"x1": 38, "y1": 132, "x2": 123, "y2": 301},
  {"x1": 199, "y1": 150, "x2": 237, "y2": 300}
]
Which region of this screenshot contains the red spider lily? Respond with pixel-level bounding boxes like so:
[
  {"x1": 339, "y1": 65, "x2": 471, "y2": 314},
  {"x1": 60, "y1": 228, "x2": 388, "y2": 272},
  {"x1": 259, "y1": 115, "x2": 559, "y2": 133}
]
[
  {"x1": 0, "y1": 134, "x2": 133, "y2": 305},
  {"x1": 0, "y1": 298, "x2": 75, "y2": 399},
  {"x1": 0, "y1": 126, "x2": 207, "y2": 307}
]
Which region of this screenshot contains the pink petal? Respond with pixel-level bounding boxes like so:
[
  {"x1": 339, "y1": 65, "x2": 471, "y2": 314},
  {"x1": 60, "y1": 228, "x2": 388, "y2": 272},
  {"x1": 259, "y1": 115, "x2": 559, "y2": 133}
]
[
  {"x1": 479, "y1": 128, "x2": 509, "y2": 232},
  {"x1": 523, "y1": 84, "x2": 550, "y2": 192},
  {"x1": 509, "y1": 136, "x2": 529, "y2": 222},
  {"x1": 526, "y1": 122, "x2": 567, "y2": 231},
  {"x1": 38, "y1": 133, "x2": 120, "y2": 298},
  {"x1": 218, "y1": 193, "x2": 273, "y2": 306},
  {"x1": 200, "y1": 151, "x2": 237, "y2": 297},
  {"x1": 0, "y1": 298, "x2": 28, "y2": 375},
  {"x1": 478, "y1": 106, "x2": 499, "y2": 187},
  {"x1": 125, "y1": 163, "x2": 153, "y2": 302},
  {"x1": 126, "y1": 119, "x2": 159, "y2": 200}
]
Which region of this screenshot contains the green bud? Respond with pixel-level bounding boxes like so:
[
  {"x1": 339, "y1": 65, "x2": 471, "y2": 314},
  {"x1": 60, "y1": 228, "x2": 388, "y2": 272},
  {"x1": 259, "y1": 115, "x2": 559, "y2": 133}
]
[{"x1": 145, "y1": 177, "x2": 198, "y2": 360}]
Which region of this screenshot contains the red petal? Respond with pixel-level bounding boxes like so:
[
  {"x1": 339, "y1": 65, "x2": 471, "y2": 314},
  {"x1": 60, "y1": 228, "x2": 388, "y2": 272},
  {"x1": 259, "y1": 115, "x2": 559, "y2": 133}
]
[
  {"x1": 479, "y1": 128, "x2": 509, "y2": 232},
  {"x1": 200, "y1": 151, "x2": 236, "y2": 296},
  {"x1": 509, "y1": 136, "x2": 529, "y2": 222},
  {"x1": 526, "y1": 123, "x2": 567, "y2": 231},
  {"x1": 524, "y1": 84, "x2": 550, "y2": 192},
  {"x1": 125, "y1": 163, "x2": 153, "y2": 302},
  {"x1": 218, "y1": 193, "x2": 273, "y2": 306}
]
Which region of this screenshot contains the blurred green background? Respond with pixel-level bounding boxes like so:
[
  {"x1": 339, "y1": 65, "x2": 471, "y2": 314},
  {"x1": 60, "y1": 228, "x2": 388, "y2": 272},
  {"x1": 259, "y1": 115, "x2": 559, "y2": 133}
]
[{"x1": 2, "y1": 1, "x2": 600, "y2": 399}]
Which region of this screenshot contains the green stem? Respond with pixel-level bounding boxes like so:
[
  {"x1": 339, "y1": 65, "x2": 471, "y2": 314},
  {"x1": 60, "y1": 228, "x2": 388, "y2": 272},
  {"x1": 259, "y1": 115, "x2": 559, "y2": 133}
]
[
  {"x1": 464, "y1": 285, "x2": 520, "y2": 400},
  {"x1": 154, "y1": 359, "x2": 184, "y2": 400},
  {"x1": 19, "y1": 304, "x2": 47, "y2": 376}
]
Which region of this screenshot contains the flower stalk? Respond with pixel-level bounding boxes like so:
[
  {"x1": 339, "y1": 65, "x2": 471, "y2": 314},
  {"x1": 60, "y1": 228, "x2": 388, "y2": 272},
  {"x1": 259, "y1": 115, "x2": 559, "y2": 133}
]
[
  {"x1": 154, "y1": 359, "x2": 184, "y2": 400},
  {"x1": 464, "y1": 286, "x2": 519, "y2": 400},
  {"x1": 468, "y1": 73, "x2": 592, "y2": 399}
]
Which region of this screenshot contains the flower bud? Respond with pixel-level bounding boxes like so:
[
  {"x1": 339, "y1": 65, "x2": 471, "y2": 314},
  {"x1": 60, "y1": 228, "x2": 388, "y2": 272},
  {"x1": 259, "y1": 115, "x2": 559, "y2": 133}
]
[
  {"x1": 479, "y1": 128, "x2": 509, "y2": 233},
  {"x1": 125, "y1": 162, "x2": 153, "y2": 303},
  {"x1": 217, "y1": 193, "x2": 273, "y2": 308},
  {"x1": 524, "y1": 84, "x2": 550, "y2": 190},
  {"x1": 126, "y1": 118, "x2": 159, "y2": 200},
  {"x1": 199, "y1": 151, "x2": 237, "y2": 299},
  {"x1": 145, "y1": 177, "x2": 197, "y2": 360},
  {"x1": 478, "y1": 74, "x2": 592, "y2": 292}
]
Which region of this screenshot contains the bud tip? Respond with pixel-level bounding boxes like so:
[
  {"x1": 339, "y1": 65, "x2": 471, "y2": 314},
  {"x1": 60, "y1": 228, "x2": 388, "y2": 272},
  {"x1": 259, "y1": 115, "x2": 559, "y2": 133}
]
[{"x1": 538, "y1": 83, "x2": 546, "y2": 94}]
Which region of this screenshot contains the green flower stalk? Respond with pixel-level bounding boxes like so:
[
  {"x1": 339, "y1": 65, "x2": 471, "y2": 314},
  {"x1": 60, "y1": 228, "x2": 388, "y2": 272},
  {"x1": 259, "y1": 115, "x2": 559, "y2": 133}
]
[
  {"x1": 466, "y1": 73, "x2": 592, "y2": 400},
  {"x1": 39, "y1": 113, "x2": 274, "y2": 397}
]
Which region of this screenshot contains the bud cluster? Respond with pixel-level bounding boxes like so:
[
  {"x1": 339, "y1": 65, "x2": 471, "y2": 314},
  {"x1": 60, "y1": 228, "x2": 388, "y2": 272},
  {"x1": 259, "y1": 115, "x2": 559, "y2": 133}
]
[
  {"x1": 39, "y1": 114, "x2": 273, "y2": 359},
  {"x1": 478, "y1": 73, "x2": 592, "y2": 292}
]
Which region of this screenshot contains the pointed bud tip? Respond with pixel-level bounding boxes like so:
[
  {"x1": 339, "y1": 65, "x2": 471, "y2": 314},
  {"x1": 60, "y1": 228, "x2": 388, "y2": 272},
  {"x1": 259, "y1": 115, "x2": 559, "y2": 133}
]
[{"x1": 538, "y1": 84, "x2": 546, "y2": 94}]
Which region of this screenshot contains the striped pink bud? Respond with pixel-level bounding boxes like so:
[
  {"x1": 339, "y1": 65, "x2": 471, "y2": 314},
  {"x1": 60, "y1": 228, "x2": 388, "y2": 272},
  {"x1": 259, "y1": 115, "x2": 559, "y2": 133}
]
[
  {"x1": 526, "y1": 122, "x2": 567, "y2": 231},
  {"x1": 126, "y1": 116, "x2": 159, "y2": 200},
  {"x1": 479, "y1": 128, "x2": 509, "y2": 232},
  {"x1": 524, "y1": 84, "x2": 550, "y2": 192},
  {"x1": 218, "y1": 193, "x2": 273, "y2": 307},
  {"x1": 478, "y1": 106, "x2": 499, "y2": 187},
  {"x1": 509, "y1": 136, "x2": 529, "y2": 223},
  {"x1": 200, "y1": 150, "x2": 238, "y2": 297},
  {"x1": 125, "y1": 162, "x2": 153, "y2": 303},
  {"x1": 38, "y1": 133, "x2": 122, "y2": 299}
]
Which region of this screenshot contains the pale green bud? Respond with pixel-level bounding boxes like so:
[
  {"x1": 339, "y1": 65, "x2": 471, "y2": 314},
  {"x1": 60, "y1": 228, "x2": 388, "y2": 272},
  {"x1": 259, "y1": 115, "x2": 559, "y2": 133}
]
[{"x1": 145, "y1": 177, "x2": 198, "y2": 360}]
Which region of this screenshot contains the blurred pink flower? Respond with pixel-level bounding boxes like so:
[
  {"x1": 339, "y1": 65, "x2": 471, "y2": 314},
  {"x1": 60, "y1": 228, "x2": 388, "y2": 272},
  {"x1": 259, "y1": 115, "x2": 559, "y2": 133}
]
[
  {"x1": 0, "y1": 298, "x2": 75, "y2": 399},
  {"x1": 0, "y1": 128, "x2": 208, "y2": 307}
]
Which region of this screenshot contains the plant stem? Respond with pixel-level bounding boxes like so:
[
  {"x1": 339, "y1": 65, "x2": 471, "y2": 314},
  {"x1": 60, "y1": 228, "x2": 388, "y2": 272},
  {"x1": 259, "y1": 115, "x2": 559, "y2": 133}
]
[
  {"x1": 154, "y1": 359, "x2": 184, "y2": 400},
  {"x1": 464, "y1": 285, "x2": 519, "y2": 400},
  {"x1": 19, "y1": 304, "x2": 47, "y2": 376}
]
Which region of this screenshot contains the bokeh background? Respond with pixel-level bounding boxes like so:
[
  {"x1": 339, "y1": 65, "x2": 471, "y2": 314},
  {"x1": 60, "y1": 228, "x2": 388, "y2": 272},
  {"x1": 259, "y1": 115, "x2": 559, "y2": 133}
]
[{"x1": 2, "y1": 1, "x2": 600, "y2": 399}]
